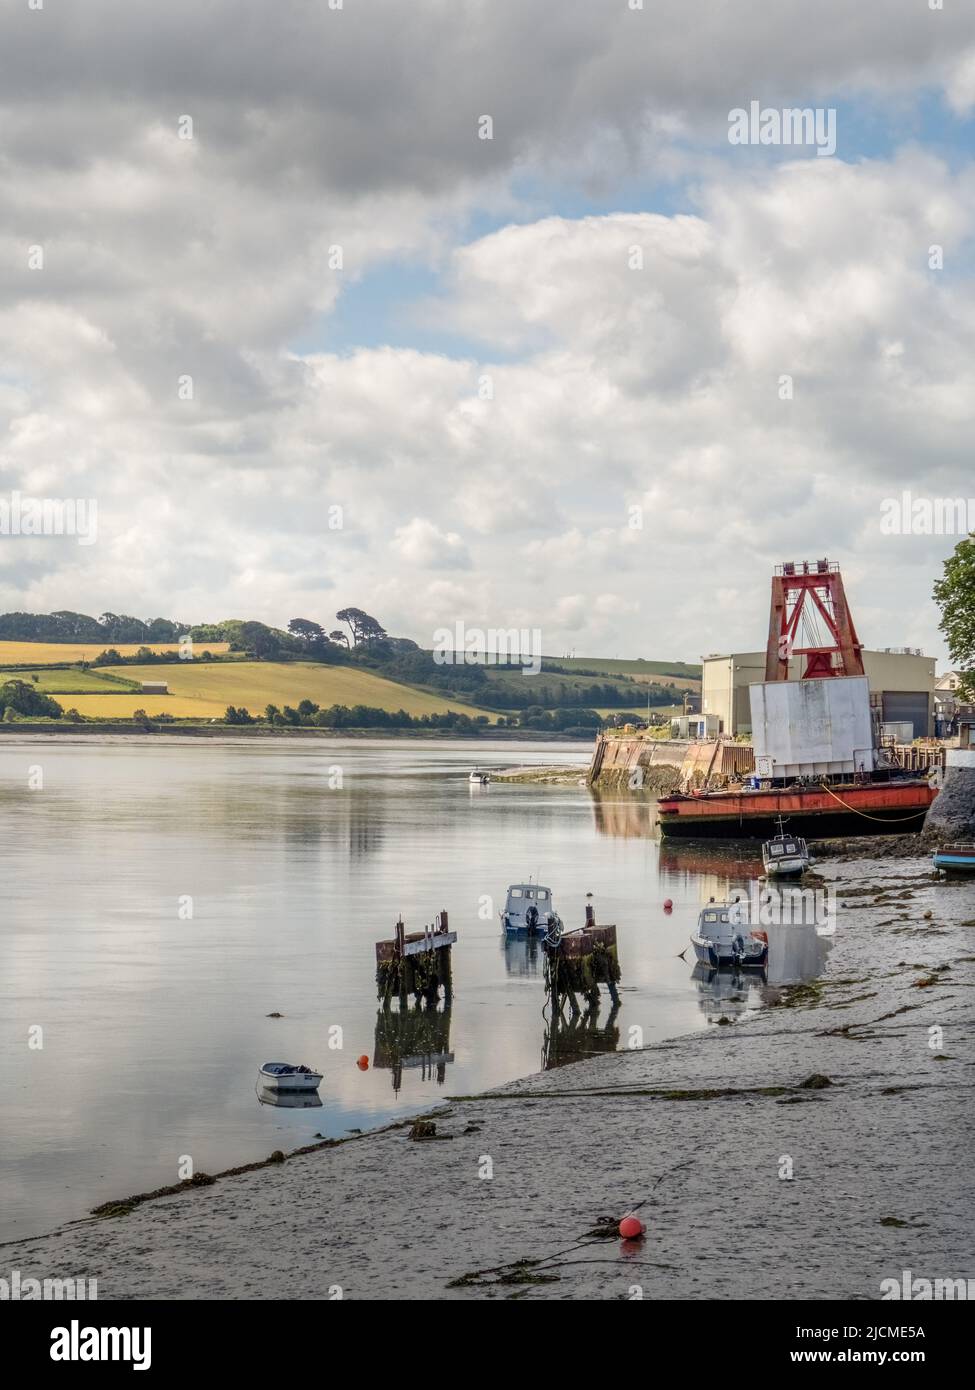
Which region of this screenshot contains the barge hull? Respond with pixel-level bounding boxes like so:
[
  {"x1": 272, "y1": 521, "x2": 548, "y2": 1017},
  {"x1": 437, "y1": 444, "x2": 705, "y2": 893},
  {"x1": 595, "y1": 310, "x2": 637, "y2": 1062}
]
[{"x1": 656, "y1": 782, "x2": 936, "y2": 841}]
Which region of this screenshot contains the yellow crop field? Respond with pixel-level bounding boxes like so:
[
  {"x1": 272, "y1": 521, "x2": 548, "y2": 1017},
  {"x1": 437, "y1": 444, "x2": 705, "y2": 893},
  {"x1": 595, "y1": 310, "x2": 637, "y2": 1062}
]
[
  {"x1": 0, "y1": 641, "x2": 230, "y2": 664},
  {"x1": 53, "y1": 661, "x2": 495, "y2": 721}
]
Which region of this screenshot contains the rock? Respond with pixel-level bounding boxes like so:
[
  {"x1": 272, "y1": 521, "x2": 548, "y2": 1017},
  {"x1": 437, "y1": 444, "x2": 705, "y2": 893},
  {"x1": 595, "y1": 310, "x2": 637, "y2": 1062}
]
[{"x1": 924, "y1": 751, "x2": 975, "y2": 840}]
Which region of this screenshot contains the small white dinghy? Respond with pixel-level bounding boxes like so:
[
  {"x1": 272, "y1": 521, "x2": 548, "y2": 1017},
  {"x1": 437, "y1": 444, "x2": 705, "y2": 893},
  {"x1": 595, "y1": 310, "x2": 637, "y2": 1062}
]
[
  {"x1": 469, "y1": 768, "x2": 491, "y2": 784},
  {"x1": 258, "y1": 1062, "x2": 322, "y2": 1092},
  {"x1": 690, "y1": 901, "x2": 768, "y2": 969}
]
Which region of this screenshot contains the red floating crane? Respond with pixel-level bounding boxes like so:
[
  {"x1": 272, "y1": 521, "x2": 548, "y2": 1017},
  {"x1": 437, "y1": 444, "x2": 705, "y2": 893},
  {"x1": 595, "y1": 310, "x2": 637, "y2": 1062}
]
[{"x1": 764, "y1": 559, "x2": 865, "y2": 682}]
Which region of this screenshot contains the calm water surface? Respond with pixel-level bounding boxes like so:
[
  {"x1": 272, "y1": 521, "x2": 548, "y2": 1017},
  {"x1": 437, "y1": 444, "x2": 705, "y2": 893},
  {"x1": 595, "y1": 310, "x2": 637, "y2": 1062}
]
[{"x1": 0, "y1": 737, "x2": 828, "y2": 1240}]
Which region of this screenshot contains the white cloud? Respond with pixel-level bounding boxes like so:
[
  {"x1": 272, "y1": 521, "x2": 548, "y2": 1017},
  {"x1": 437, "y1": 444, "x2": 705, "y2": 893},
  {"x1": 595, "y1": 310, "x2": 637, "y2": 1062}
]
[{"x1": 1, "y1": 6, "x2": 973, "y2": 661}]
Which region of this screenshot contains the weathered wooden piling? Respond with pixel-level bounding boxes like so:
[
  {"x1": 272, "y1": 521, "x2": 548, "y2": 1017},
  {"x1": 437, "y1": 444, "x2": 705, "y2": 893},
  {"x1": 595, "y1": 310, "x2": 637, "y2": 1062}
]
[
  {"x1": 543, "y1": 899, "x2": 622, "y2": 1017},
  {"x1": 375, "y1": 910, "x2": 457, "y2": 1009}
]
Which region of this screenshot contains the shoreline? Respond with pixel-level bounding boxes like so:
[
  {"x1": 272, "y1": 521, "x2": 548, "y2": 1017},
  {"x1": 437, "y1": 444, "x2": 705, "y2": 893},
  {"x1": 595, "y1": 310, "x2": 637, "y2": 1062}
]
[
  {"x1": 0, "y1": 724, "x2": 592, "y2": 741},
  {"x1": 3, "y1": 852, "x2": 972, "y2": 1300}
]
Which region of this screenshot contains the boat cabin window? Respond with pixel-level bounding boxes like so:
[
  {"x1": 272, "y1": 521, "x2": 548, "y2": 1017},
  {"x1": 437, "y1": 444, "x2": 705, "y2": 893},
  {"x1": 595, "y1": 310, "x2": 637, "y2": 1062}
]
[
  {"x1": 509, "y1": 888, "x2": 524, "y2": 898},
  {"x1": 770, "y1": 844, "x2": 783, "y2": 856},
  {"x1": 537, "y1": 889, "x2": 549, "y2": 901},
  {"x1": 704, "y1": 911, "x2": 719, "y2": 922},
  {"x1": 785, "y1": 843, "x2": 796, "y2": 853}
]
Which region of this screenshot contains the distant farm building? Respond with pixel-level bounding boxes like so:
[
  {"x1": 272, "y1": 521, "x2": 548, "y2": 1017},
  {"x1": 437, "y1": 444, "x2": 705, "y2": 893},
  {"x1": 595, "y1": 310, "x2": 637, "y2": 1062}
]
[{"x1": 139, "y1": 681, "x2": 168, "y2": 695}]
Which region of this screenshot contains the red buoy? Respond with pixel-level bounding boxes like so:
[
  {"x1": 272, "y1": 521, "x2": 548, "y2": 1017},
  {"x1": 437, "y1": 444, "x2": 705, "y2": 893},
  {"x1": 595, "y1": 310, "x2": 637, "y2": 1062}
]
[
  {"x1": 619, "y1": 1216, "x2": 644, "y2": 1240},
  {"x1": 663, "y1": 898, "x2": 673, "y2": 912},
  {"x1": 356, "y1": 1055, "x2": 369, "y2": 1070}
]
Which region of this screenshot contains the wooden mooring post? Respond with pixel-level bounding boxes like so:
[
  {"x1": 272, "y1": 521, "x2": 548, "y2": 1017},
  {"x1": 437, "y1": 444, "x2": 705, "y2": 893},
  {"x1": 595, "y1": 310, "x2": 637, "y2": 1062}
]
[
  {"x1": 543, "y1": 896, "x2": 622, "y2": 1018},
  {"x1": 375, "y1": 910, "x2": 457, "y2": 1009}
]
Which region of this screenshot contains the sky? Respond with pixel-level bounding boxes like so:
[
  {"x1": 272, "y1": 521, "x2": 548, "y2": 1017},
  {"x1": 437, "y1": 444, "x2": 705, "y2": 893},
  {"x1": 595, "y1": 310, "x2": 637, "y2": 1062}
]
[{"x1": 1, "y1": 0, "x2": 974, "y2": 665}]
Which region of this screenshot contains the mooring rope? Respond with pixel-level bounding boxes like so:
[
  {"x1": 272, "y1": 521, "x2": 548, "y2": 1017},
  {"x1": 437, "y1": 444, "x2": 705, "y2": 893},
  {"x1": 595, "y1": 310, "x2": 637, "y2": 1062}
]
[{"x1": 817, "y1": 782, "x2": 928, "y2": 823}]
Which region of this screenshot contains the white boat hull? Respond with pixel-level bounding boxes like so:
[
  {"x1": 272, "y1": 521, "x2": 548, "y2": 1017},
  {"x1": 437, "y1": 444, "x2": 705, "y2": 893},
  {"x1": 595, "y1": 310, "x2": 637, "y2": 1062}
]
[
  {"x1": 259, "y1": 1068, "x2": 322, "y2": 1092},
  {"x1": 763, "y1": 857, "x2": 809, "y2": 877},
  {"x1": 690, "y1": 934, "x2": 767, "y2": 969}
]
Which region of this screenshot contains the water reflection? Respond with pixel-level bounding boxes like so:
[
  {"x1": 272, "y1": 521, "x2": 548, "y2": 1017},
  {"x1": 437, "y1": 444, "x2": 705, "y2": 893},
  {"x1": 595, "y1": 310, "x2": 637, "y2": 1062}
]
[
  {"x1": 590, "y1": 791, "x2": 655, "y2": 839},
  {"x1": 256, "y1": 1087, "x2": 323, "y2": 1109},
  {"x1": 372, "y1": 1005, "x2": 454, "y2": 1093},
  {"x1": 691, "y1": 963, "x2": 767, "y2": 1023},
  {"x1": 690, "y1": 921, "x2": 832, "y2": 1024},
  {"x1": 501, "y1": 935, "x2": 543, "y2": 977},
  {"x1": 542, "y1": 1001, "x2": 621, "y2": 1070}
]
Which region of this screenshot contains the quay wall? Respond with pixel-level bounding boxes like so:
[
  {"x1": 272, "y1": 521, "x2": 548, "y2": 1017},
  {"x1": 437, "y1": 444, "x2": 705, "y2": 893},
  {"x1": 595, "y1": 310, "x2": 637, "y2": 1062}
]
[
  {"x1": 587, "y1": 735, "x2": 755, "y2": 791},
  {"x1": 924, "y1": 748, "x2": 975, "y2": 840}
]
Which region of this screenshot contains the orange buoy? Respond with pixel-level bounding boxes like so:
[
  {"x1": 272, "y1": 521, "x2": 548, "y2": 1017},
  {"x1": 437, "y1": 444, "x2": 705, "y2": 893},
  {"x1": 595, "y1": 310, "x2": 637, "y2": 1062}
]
[
  {"x1": 619, "y1": 1216, "x2": 644, "y2": 1240},
  {"x1": 356, "y1": 1055, "x2": 369, "y2": 1070}
]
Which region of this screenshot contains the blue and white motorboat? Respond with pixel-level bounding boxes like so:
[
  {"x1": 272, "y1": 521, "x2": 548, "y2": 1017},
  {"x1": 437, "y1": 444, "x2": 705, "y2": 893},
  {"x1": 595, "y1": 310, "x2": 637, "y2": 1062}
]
[{"x1": 932, "y1": 845, "x2": 975, "y2": 875}]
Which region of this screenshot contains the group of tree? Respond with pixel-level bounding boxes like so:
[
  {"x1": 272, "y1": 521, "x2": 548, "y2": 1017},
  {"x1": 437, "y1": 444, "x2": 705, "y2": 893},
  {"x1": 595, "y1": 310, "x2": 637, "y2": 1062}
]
[
  {"x1": 0, "y1": 611, "x2": 189, "y2": 644},
  {"x1": 92, "y1": 646, "x2": 218, "y2": 667},
  {"x1": 222, "y1": 700, "x2": 603, "y2": 734},
  {"x1": 0, "y1": 679, "x2": 63, "y2": 719},
  {"x1": 251, "y1": 701, "x2": 489, "y2": 733}
]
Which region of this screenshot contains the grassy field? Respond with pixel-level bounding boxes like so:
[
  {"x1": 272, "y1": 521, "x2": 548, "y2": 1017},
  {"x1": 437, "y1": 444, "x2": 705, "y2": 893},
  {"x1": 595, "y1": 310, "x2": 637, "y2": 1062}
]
[
  {"x1": 546, "y1": 657, "x2": 701, "y2": 690},
  {"x1": 482, "y1": 668, "x2": 643, "y2": 699},
  {"x1": 50, "y1": 661, "x2": 496, "y2": 721},
  {"x1": 0, "y1": 640, "x2": 230, "y2": 665},
  {"x1": 0, "y1": 668, "x2": 140, "y2": 692}
]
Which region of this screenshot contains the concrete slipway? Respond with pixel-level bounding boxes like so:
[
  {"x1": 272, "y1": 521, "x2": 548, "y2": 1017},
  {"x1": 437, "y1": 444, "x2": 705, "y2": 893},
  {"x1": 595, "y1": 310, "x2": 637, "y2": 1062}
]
[{"x1": 4, "y1": 856, "x2": 973, "y2": 1301}]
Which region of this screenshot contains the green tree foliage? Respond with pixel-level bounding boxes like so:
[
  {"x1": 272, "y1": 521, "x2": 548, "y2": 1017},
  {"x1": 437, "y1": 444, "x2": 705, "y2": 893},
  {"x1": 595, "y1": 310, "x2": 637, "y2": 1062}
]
[
  {"x1": 237, "y1": 621, "x2": 282, "y2": 660},
  {"x1": 0, "y1": 679, "x2": 63, "y2": 719},
  {"x1": 336, "y1": 607, "x2": 387, "y2": 646},
  {"x1": 934, "y1": 535, "x2": 975, "y2": 699}
]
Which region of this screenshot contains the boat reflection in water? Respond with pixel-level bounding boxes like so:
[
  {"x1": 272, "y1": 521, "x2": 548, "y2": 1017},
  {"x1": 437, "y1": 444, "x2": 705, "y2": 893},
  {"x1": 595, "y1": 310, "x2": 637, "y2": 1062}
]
[
  {"x1": 501, "y1": 934, "x2": 544, "y2": 978},
  {"x1": 372, "y1": 1005, "x2": 454, "y2": 1094},
  {"x1": 691, "y1": 919, "x2": 832, "y2": 1023},
  {"x1": 256, "y1": 1087, "x2": 323, "y2": 1109},
  {"x1": 542, "y1": 1001, "x2": 621, "y2": 1070},
  {"x1": 691, "y1": 962, "x2": 766, "y2": 1023}
]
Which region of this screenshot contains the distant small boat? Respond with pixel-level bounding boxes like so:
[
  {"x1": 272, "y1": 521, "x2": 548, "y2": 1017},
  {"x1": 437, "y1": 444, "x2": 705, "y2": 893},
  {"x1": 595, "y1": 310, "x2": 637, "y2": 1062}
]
[
  {"x1": 258, "y1": 1062, "x2": 322, "y2": 1092},
  {"x1": 932, "y1": 845, "x2": 975, "y2": 874},
  {"x1": 469, "y1": 768, "x2": 491, "y2": 784},
  {"x1": 690, "y1": 902, "x2": 768, "y2": 969},
  {"x1": 500, "y1": 882, "x2": 557, "y2": 936},
  {"x1": 762, "y1": 818, "x2": 811, "y2": 878}
]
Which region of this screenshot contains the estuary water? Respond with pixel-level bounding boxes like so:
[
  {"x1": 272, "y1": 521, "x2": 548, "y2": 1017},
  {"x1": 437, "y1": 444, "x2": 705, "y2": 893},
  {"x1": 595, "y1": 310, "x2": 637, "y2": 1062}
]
[{"x1": 0, "y1": 736, "x2": 828, "y2": 1240}]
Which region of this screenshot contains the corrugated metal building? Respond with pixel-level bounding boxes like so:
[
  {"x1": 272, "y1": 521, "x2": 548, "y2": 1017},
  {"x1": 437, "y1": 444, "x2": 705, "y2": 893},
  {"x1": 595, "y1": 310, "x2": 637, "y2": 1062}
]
[{"x1": 702, "y1": 648, "x2": 936, "y2": 739}]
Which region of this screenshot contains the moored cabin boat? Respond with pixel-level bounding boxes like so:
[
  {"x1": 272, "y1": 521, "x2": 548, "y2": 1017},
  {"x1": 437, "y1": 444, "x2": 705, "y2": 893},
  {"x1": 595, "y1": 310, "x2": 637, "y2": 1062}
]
[
  {"x1": 690, "y1": 901, "x2": 768, "y2": 969},
  {"x1": 762, "y1": 821, "x2": 811, "y2": 878},
  {"x1": 500, "y1": 882, "x2": 556, "y2": 935}
]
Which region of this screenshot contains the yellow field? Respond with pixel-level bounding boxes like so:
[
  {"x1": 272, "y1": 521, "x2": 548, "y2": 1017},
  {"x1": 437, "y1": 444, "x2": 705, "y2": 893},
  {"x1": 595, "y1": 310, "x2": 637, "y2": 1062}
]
[
  {"x1": 0, "y1": 640, "x2": 230, "y2": 664},
  {"x1": 52, "y1": 661, "x2": 495, "y2": 721}
]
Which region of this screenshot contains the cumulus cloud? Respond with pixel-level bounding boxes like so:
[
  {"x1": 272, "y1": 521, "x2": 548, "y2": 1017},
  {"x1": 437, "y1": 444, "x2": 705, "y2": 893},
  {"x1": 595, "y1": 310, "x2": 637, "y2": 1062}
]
[{"x1": 0, "y1": 3, "x2": 973, "y2": 658}]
